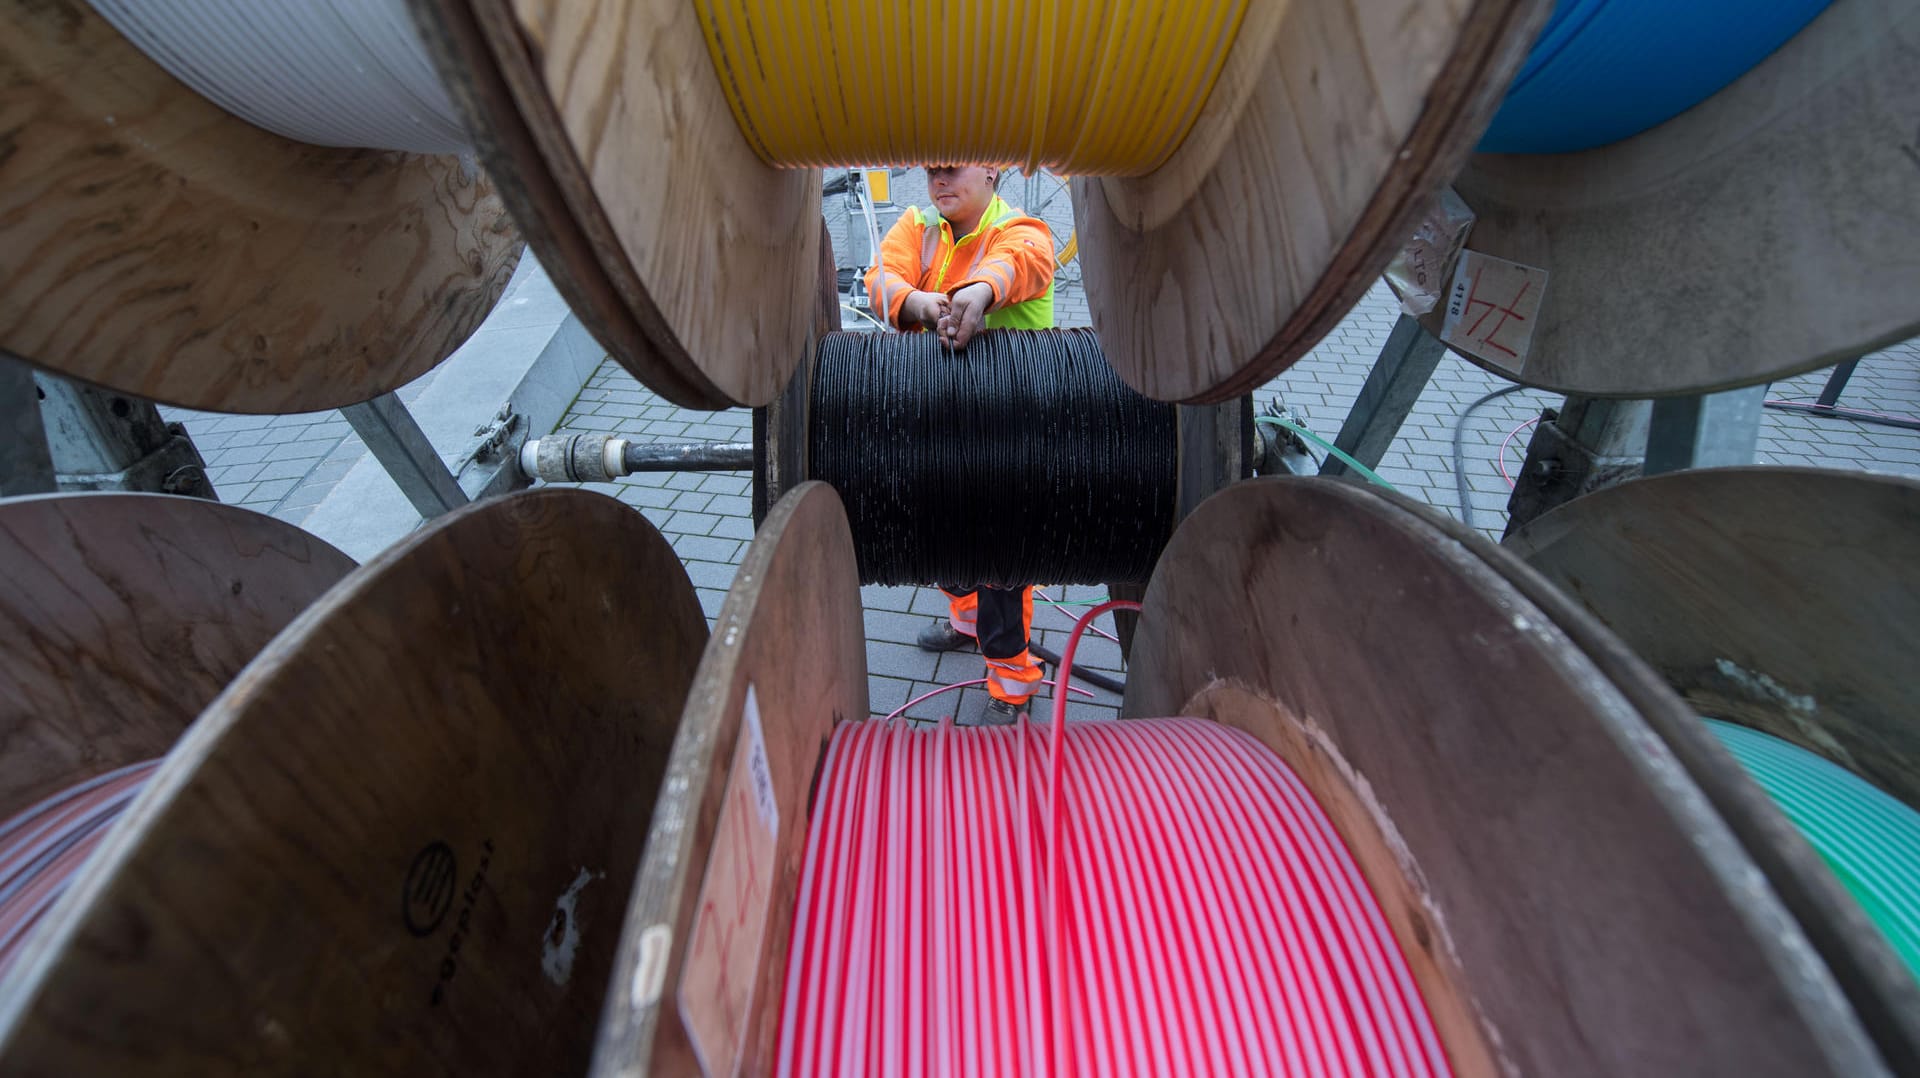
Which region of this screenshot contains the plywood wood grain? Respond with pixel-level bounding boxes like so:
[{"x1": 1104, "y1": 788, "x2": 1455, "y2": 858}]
[
  {"x1": 1125, "y1": 477, "x2": 1884, "y2": 1076},
  {"x1": 1079, "y1": 0, "x2": 1548, "y2": 403},
  {"x1": 411, "y1": 0, "x2": 820, "y2": 409},
  {"x1": 591, "y1": 482, "x2": 864, "y2": 1078},
  {"x1": 0, "y1": 489, "x2": 706, "y2": 1076},
  {"x1": 0, "y1": 493, "x2": 353, "y2": 821},
  {"x1": 0, "y1": 0, "x2": 521, "y2": 413}
]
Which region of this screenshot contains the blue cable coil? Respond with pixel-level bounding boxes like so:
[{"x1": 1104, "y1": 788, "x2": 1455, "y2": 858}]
[{"x1": 1478, "y1": 0, "x2": 1832, "y2": 154}]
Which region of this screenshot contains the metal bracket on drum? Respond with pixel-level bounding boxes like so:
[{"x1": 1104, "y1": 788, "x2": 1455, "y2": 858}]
[
  {"x1": 20, "y1": 367, "x2": 216, "y2": 500},
  {"x1": 1320, "y1": 315, "x2": 1449, "y2": 480},
  {"x1": 0, "y1": 352, "x2": 55, "y2": 497},
  {"x1": 340, "y1": 392, "x2": 469, "y2": 520},
  {"x1": 1505, "y1": 396, "x2": 1651, "y2": 536},
  {"x1": 1644, "y1": 385, "x2": 1766, "y2": 476},
  {"x1": 1507, "y1": 380, "x2": 1763, "y2": 534}
]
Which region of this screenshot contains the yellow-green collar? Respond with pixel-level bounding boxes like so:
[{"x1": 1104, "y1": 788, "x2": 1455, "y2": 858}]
[{"x1": 925, "y1": 195, "x2": 1013, "y2": 244}]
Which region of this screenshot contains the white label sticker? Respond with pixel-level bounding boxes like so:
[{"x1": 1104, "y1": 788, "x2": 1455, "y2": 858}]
[
  {"x1": 678, "y1": 682, "x2": 782, "y2": 1078},
  {"x1": 1439, "y1": 250, "x2": 1549, "y2": 374},
  {"x1": 741, "y1": 685, "x2": 778, "y2": 830}
]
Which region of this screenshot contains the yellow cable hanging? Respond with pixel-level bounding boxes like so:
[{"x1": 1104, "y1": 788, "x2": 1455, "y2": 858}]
[
  {"x1": 1055, "y1": 229, "x2": 1079, "y2": 268},
  {"x1": 693, "y1": 0, "x2": 1252, "y2": 176}
]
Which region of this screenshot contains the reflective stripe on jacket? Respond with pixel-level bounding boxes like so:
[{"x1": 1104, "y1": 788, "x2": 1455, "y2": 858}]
[{"x1": 865, "y1": 194, "x2": 1055, "y2": 330}]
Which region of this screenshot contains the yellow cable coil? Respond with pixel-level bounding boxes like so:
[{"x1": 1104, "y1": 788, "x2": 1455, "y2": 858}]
[{"x1": 694, "y1": 0, "x2": 1251, "y2": 175}]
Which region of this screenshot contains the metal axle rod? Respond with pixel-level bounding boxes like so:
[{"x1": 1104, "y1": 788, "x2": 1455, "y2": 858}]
[{"x1": 520, "y1": 434, "x2": 753, "y2": 484}]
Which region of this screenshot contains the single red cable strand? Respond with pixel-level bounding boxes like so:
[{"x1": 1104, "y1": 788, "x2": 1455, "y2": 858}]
[
  {"x1": 880, "y1": 676, "x2": 1092, "y2": 724},
  {"x1": 1033, "y1": 587, "x2": 1121, "y2": 643},
  {"x1": 1499, "y1": 416, "x2": 1540, "y2": 488},
  {"x1": 1046, "y1": 599, "x2": 1142, "y2": 1075}
]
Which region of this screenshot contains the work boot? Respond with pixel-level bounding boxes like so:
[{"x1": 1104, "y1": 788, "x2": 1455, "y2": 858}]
[
  {"x1": 916, "y1": 620, "x2": 974, "y2": 652},
  {"x1": 981, "y1": 697, "x2": 1027, "y2": 725}
]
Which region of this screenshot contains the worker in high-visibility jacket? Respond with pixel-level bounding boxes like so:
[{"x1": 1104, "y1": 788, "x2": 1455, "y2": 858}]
[{"x1": 864, "y1": 165, "x2": 1056, "y2": 722}]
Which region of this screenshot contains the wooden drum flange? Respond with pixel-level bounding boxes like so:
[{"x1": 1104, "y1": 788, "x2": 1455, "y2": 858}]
[
  {"x1": 0, "y1": 0, "x2": 522, "y2": 414},
  {"x1": 409, "y1": 0, "x2": 822, "y2": 410},
  {"x1": 1076, "y1": 0, "x2": 1554, "y2": 404},
  {"x1": 1124, "y1": 477, "x2": 1890, "y2": 1076},
  {"x1": 1429, "y1": 0, "x2": 1920, "y2": 396},
  {"x1": 1506, "y1": 466, "x2": 1920, "y2": 1068},
  {"x1": 592, "y1": 482, "x2": 864, "y2": 1076},
  {"x1": 0, "y1": 489, "x2": 708, "y2": 1076},
  {"x1": 0, "y1": 493, "x2": 355, "y2": 822}
]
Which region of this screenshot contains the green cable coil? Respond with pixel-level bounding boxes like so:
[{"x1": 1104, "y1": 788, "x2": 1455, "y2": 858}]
[{"x1": 1706, "y1": 719, "x2": 1920, "y2": 978}]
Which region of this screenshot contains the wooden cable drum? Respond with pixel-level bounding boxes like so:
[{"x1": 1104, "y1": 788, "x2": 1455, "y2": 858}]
[
  {"x1": 0, "y1": 493, "x2": 354, "y2": 979},
  {"x1": 1505, "y1": 466, "x2": 1920, "y2": 1068},
  {"x1": 1073, "y1": 0, "x2": 1554, "y2": 403},
  {"x1": 405, "y1": 0, "x2": 1553, "y2": 409},
  {"x1": 588, "y1": 478, "x2": 1889, "y2": 1075},
  {"x1": 407, "y1": 0, "x2": 821, "y2": 410},
  {"x1": 0, "y1": 488, "x2": 708, "y2": 1075},
  {"x1": 757, "y1": 252, "x2": 1250, "y2": 615},
  {"x1": 1505, "y1": 468, "x2": 1920, "y2": 808},
  {"x1": 0, "y1": 0, "x2": 522, "y2": 414},
  {"x1": 0, "y1": 493, "x2": 355, "y2": 830},
  {"x1": 592, "y1": 481, "x2": 864, "y2": 1076},
  {"x1": 1123, "y1": 477, "x2": 1890, "y2": 1075},
  {"x1": 1424, "y1": 0, "x2": 1920, "y2": 396}
]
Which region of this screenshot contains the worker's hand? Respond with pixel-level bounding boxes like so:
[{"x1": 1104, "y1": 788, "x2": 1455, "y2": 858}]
[
  {"x1": 898, "y1": 290, "x2": 948, "y2": 331},
  {"x1": 939, "y1": 282, "x2": 994, "y2": 350}
]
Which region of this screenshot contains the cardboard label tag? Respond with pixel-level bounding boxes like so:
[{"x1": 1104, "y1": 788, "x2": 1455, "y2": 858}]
[
  {"x1": 1440, "y1": 250, "x2": 1549, "y2": 374},
  {"x1": 678, "y1": 686, "x2": 778, "y2": 1078}
]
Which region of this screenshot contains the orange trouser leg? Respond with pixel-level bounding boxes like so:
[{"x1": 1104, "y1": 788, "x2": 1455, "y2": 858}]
[
  {"x1": 984, "y1": 650, "x2": 1043, "y2": 705},
  {"x1": 942, "y1": 588, "x2": 980, "y2": 638},
  {"x1": 950, "y1": 585, "x2": 1038, "y2": 705}
]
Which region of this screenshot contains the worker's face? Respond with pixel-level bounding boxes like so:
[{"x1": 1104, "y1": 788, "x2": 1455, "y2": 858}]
[{"x1": 926, "y1": 166, "x2": 997, "y2": 226}]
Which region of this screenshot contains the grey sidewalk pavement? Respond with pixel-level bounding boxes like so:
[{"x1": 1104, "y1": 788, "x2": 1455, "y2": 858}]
[
  {"x1": 159, "y1": 377, "x2": 432, "y2": 526},
  {"x1": 157, "y1": 168, "x2": 1920, "y2": 726}
]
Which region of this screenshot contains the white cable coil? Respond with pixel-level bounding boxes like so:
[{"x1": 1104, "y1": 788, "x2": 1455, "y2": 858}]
[{"x1": 86, "y1": 0, "x2": 467, "y2": 155}]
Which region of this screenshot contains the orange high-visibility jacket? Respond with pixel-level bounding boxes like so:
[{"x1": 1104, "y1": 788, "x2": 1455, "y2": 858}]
[{"x1": 865, "y1": 195, "x2": 1055, "y2": 330}]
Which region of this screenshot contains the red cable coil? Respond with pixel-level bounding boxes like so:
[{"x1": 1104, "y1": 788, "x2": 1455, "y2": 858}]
[
  {"x1": 774, "y1": 715, "x2": 1451, "y2": 1076},
  {"x1": 0, "y1": 759, "x2": 159, "y2": 977}
]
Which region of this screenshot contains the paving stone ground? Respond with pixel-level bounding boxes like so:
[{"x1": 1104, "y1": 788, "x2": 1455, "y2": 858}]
[
  {"x1": 159, "y1": 369, "x2": 438, "y2": 526},
  {"x1": 162, "y1": 167, "x2": 1920, "y2": 724}
]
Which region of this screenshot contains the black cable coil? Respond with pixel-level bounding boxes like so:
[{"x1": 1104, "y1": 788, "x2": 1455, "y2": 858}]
[{"x1": 810, "y1": 328, "x2": 1177, "y2": 588}]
